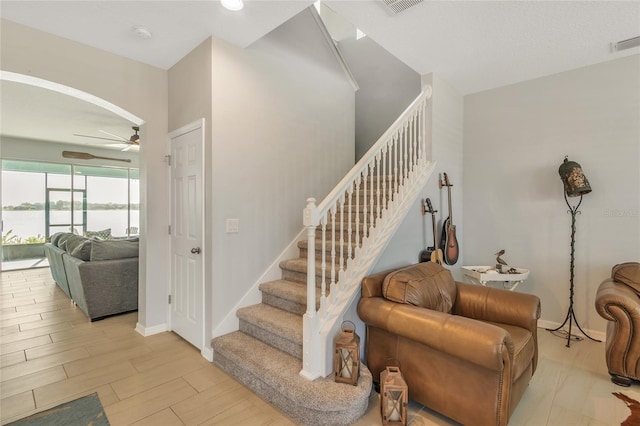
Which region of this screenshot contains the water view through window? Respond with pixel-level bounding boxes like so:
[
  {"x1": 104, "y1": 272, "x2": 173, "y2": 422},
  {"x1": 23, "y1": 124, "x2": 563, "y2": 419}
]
[{"x1": 2, "y1": 160, "x2": 139, "y2": 244}]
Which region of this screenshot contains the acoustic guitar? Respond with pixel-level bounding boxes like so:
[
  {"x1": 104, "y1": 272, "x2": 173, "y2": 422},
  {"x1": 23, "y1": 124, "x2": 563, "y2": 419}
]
[{"x1": 439, "y1": 173, "x2": 459, "y2": 265}]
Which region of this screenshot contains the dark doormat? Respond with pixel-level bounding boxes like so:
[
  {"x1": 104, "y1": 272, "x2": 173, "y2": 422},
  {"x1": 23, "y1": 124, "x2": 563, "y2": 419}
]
[{"x1": 7, "y1": 393, "x2": 109, "y2": 426}]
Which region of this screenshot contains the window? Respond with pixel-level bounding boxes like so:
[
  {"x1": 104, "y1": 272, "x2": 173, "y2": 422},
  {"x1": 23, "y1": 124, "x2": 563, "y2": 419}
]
[{"x1": 1, "y1": 159, "x2": 139, "y2": 242}]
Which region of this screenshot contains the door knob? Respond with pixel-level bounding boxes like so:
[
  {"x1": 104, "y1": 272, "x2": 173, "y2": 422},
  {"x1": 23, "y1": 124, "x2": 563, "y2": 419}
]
[{"x1": 191, "y1": 247, "x2": 201, "y2": 254}]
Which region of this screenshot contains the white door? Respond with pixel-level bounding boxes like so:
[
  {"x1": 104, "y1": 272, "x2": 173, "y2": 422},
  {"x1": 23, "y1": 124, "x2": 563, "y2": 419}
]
[{"x1": 169, "y1": 120, "x2": 204, "y2": 349}]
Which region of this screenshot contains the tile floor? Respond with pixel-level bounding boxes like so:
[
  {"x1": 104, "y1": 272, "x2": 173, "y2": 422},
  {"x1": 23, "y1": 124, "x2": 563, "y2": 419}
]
[{"x1": 0, "y1": 267, "x2": 634, "y2": 425}]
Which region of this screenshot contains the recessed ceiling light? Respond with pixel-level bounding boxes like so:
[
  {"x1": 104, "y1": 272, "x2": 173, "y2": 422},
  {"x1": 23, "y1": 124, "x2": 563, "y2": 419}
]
[
  {"x1": 133, "y1": 26, "x2": 152, "y2": 39},
  {"x1": 221, "y1": 0, "x2": 244, "y2": 11}
]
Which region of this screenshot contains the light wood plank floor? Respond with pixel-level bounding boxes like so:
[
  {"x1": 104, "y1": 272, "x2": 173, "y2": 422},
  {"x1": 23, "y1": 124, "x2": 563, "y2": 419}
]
[
  {"x1": 0, "y1": 268, "x2": 295, "y2": 425},
  {"x1": 0, "y1": 267, "x2": 635, "y2": 425}
]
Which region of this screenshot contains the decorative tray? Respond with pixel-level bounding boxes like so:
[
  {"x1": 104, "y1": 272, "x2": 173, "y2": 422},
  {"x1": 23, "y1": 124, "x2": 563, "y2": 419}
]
[{"x1": 462, "y1": 266, "x2": 529, "y2": 283}]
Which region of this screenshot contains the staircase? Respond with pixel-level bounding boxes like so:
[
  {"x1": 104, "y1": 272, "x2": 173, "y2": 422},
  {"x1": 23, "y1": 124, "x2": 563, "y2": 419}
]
[
  {"x1": 212, "y1": 88, "x2": 434, "y2": 424},
  {"x1": 212, "y1": 235, "x2": 373, "y2": 425}
]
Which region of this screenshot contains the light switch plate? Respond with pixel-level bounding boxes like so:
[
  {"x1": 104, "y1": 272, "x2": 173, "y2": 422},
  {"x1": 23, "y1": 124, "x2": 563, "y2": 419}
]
[{"x1": 226, "y1": 218, "x2": 239, "y2": 233}]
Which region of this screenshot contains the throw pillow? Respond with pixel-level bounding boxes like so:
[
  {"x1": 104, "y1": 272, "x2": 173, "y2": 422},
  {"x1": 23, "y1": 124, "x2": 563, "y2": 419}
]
[
  {"x1": 50, "y1": 232, "x2": 67, "y2": 247},
  {"x1": 64, "y1": 234, "x2": 88, "y2": 254},
  {"x1": 382, "y1": 262, "x2": 457, "y2": 313},
  {"x1": 90, "y1": 240, "x2": 139, "y2": 261},
  {"x1": 612, "y1": 262, "x2": 640, "y2": 294},
  {"x1": 85, "y1": 228, "x2": 112, "y2": 240},
  {"x1": 55, "y1": 232, "x2": 74, "y2": 248},
  {"x1": 70, "y1": 240, "x2": 92, "y2": 261}
]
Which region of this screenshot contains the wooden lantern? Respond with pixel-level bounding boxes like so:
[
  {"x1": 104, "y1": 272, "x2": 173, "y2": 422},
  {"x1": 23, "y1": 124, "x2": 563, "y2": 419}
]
[
  {"x1": 333, "y1": 321, "x2": 360, "y2": 385},
  {"x1": 380, "y1": 366, "x2": 408, "y2": 425}
]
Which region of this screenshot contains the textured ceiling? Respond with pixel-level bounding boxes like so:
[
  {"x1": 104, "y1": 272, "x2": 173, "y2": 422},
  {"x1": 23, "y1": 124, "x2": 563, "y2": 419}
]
[
  {"x1": 1, "y1": 0, "x2": 638, "y2": 148},
  {"x1": 325, "y1": 0, "x2": 640, "y2": 94}
]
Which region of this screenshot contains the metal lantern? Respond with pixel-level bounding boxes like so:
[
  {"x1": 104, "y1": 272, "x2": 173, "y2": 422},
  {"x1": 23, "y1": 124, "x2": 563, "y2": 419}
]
[
  {"x1": 380, "y1": 365, "x2": 408, "y2": 426},
  {"x1": 333, "y1": 321, "x2": 360, "y2": 386},
  {"x1": 558, "y1": 156, "x2": 591, "y2": 197}
]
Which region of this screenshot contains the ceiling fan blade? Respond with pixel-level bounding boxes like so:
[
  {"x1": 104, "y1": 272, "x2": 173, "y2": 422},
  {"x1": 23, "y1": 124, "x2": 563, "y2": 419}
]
[
  {"x1": 62, "y1": 150, "x2": 131, "y2": 163},
  {"x1": 99, "y1": 129, "x2": 129, "y2": 142},
  {"x1": 73, "y1": 134, "x2": 123, "y2": 142}
]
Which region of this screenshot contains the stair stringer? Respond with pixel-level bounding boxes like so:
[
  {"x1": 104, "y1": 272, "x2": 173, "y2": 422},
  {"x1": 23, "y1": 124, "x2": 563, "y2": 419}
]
[{"x1": 301, "y1": 159, "x2": 437, "y2": 380}]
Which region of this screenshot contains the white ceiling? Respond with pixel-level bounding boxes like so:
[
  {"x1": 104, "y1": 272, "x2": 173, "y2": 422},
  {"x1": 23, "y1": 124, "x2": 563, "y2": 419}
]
[
  {"x1": 1, "y1": 0, "x2": 639, "y2": 147},
  {"x1": 1, "y1": 80, "x2": 139, "y2": 151}
]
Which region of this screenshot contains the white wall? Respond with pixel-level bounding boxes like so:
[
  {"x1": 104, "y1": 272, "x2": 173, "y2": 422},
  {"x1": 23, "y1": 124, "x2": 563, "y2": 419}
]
[
  {"x1": 463, "y1": 55, "x2": 640, "y2": 334},
  {"x1": 169, "y1": 9, "x2": 356, "y2": 332},
  {"x1": 0, "y1": 19, "x2": 169, "y2": 333},
  {"x1": 339, "y1": 35, "x2": 422, "y2": 160}
]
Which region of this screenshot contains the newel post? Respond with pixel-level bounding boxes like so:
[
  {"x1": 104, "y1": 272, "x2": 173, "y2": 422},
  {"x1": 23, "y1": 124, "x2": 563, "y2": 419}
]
[{"x1": 301, "y1": 197, "x2": 320, "y2": 380}]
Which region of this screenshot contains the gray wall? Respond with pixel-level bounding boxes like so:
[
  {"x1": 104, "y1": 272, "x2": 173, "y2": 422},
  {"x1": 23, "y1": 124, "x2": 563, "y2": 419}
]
[
  {"x1": 373, "y1": 73, "x2": 465, "y2": 278},
  {"x1": 463, "y1": 55, "x2": 640, "y2": 335},
  {"x1": 345, "y1": 73, "x2": 465, "y2": 343},
  {"x1": 339, "y1": 36, "x2": 421, "y2": 160},
  {"x1": 170, "y1": 9, "x2": 356, "y2": 334}
]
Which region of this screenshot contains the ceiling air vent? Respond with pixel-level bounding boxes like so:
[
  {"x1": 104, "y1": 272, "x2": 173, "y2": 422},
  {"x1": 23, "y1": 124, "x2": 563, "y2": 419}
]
[
  {"x1": 611, "y1": 36, "x2": 640, "y2": 52},
  {"x1": 380, "y1": 0, "x2": 424, "y2": 16}
]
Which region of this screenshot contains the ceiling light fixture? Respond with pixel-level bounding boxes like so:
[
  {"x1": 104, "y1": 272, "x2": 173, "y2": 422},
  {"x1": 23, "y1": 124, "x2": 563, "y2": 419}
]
[
  {"x1": 221, "y1": 0, "x2": 244, "y2": 11},
  {"x1": 133, "y1": 26, "x2": 152, "y2": 39}
]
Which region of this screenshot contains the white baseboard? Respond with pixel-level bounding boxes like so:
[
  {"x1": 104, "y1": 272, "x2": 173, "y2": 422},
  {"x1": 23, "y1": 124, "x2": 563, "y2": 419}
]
[
  {"x1": 135, "y1": 322, "x2": 168, "y2": 337},
  {"x1": 201, "y1": 345, "x2": 214, "y2": 362},
  {"x1": 211, "y1": 228, "x2": 306, "y2": 338},
  {"x1": 537, "y1": 319, "x2": 606, "y2": 342}
]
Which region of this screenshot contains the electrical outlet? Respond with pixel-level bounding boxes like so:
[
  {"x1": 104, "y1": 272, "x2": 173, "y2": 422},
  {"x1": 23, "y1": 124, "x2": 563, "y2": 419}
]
[{"x1": 226, "y1": 218, "x2": 239, "y2": 233}]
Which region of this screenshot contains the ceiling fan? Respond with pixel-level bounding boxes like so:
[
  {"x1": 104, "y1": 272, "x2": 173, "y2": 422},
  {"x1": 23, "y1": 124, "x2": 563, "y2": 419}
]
[{"x1": 74, "y1": 126, "x2": 140, "y2": 151}]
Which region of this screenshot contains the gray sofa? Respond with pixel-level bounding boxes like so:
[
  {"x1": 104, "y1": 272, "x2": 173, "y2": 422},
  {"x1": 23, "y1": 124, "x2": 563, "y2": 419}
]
[{"x1": 44, "y1": 232, "x2": 139, "y2": 321}]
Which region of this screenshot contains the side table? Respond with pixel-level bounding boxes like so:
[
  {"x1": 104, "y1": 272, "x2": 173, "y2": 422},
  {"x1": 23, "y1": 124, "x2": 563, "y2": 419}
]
[{"x1": 461, "y1": 266, "x2": 529, "y2": 291}]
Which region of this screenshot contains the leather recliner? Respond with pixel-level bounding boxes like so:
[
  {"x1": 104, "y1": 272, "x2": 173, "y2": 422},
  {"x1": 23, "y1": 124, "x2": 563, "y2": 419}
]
[
  {"x1": 357, "y1": 262, "x2": 540, "y2": 426},
  {"x1": 595, "y1": 262, "x2": 640, "y2": 386}
]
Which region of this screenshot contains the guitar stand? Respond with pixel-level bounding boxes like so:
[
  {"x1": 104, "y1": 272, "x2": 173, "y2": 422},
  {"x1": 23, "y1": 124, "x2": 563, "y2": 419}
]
[{"x1": 546, "y1": 193, "x2": 601, "y2": 348}]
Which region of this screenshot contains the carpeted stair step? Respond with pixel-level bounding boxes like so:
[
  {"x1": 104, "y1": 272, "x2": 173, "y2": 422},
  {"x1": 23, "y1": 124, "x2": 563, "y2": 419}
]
[
  {"x1": 298, "y1": 240, "x2": 356, "y2": 260},
  {"x1": 237, "y1": 303, "x2": 303, "y2": 358},
  {"x1": 212, "y1": 331, "x2": 372, "y2": 426},
  {"x1": 279, "y1": 258, "x2": 350, "y2": 285},
  {"x1": 260, "y1": 279, "x2": 320, "y2": 315}
]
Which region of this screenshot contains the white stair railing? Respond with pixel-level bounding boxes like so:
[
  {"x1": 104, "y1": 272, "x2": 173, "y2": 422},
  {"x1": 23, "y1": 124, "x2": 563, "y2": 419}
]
[{"x1": 300, "y1": 86, "x2": 436, "y2": 380}]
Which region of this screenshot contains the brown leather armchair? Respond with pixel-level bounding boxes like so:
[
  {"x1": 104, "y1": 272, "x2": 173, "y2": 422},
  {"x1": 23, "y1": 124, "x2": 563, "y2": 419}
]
[
  {"x1": 357, "y1": 262, "x2": 540, "y2": 426},
  {"x1": 595, "y1": 262, "x2": 640, "y2": 387}
]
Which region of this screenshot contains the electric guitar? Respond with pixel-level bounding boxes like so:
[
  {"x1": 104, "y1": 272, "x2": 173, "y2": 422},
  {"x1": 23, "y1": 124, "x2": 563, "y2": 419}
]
[
  {"x1": 419, "y1": 198, "x2": 436, "y2": 262},
  {"x1": 439, "y1": 173, "x2": 459, "y2": 265},
  {"x1": 425, "y1": 198, "x2": 443, "y2": 264}
]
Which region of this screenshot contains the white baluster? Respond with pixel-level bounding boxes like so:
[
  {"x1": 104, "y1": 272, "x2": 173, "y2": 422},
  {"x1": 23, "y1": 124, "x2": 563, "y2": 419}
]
[
  {"x1": 303, "y1": 198, "x2": 318, "y2": 318},
  {"x1": 339, "y1": 194, "x2": 345, "y2": 274},
  {"x1": 355, "y1": 175, "x2": 361, "y2": 249},
  {"x1": 403, "y1": 122, "x2": 408, "y2": 186},
  {"x1": 376, "y1": 153, "x2": 382, "y2": 220},
  {"x1": 364, "y1": 164, "x2": 378, "y2": 237},
  {"x1": 383, "y1": 144, "x2": 388, "y2": 211},
  {"x1": 330, "y1": 206, "x2": 336, "y2": 292},
  {"x1": 347, "y1": 186, "x2": 353, "y2": 260},
  {"x1": 418, "y1": 109, "x2": 422, "y2": 163},
  {"x1": 361, "y1": 170, "x2": 367, "y2": 240},
  {"x1": 393, "y1": 134, "x2": 399, "y2": 198},
  {"x1": 320, "y1": 214, "x2": 327, "y2": 312}
]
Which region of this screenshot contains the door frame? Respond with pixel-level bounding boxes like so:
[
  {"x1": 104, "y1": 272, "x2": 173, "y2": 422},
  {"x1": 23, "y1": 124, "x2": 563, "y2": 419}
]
[{"x1": 166, "y1": 118, "x2": 207, "y2": 356}]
